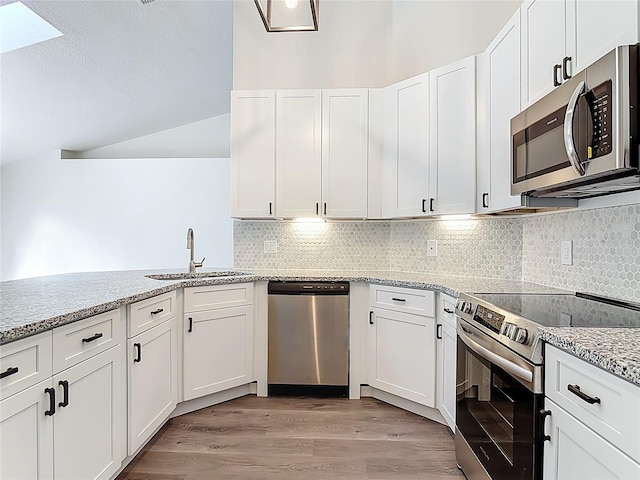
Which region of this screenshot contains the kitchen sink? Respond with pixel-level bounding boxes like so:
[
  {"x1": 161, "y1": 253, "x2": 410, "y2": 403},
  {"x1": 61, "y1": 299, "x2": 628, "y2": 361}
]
[{"x1": 145, "y1": 271, "x2": 252, "y2": 280}]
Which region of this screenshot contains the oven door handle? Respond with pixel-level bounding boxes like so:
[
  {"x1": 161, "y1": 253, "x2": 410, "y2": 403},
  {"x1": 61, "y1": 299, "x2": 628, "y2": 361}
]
[
  {"x1": 458, "y1": 325, "x2": 533, "y2": 383},
  {"x1": 564, "y1": 80, "x2": 587, "y2": 176}
]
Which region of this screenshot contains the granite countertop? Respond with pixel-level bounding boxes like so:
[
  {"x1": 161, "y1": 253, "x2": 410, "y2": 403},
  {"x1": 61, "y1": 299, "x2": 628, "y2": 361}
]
[
  {"x1": 2, "y1": 269, "x2": 637, "y2": 387},
  {"x1": 540, "y1": 327, "x2": 640, "y2": 386}
]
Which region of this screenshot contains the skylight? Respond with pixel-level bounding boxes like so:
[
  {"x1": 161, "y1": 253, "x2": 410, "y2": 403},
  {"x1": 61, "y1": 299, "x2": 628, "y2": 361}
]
[{"x1": 0, "y1": 1, "x2": 63, "y2": 54}]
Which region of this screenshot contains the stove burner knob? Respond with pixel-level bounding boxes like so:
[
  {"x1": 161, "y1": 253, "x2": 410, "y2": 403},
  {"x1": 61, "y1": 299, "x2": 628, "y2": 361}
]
[{"x1": 514, "y1": 328, "x2": 528, "y2": 344}]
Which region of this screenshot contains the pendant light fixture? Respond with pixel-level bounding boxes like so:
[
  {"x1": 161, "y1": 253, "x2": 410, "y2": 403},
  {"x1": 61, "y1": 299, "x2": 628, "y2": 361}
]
[{"x1": 254, "y1": 0, "x2": 319, "y2": 32}]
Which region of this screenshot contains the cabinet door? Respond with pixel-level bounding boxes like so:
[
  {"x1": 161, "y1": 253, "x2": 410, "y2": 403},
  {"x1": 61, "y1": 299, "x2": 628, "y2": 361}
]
[
  {"x1": 276, "y1": 90, "x2": 322, "y2": 218},
  {"x1": 429, "y1": 55, "x2": 476, "y2": 215},
  {"x1": 568, "y1": 0, "x2": 639, "y2": 75},
  {"x1": 521, "y1": 0, "x2": 567, "y2": 107},
  {"x1": 543, "y1": 399, "x2": 640, "y2": 480},
  {"x1": 382, "y1": 73, "x2": 430, "y2": 218},
  {"x1": 231, "y1": 90, "x2": 276, "y2": 218},
  {"x1": 369, "y1": 307, "x2": 436, "y2": 407},
  {"x1": 53, "y1": 346, "x2": 125, "y2": 480},
  {"x1": 481, "y1": 9, "x2": 523, "y2": 213},
  {"x1": 128, "y1": 318, "x2": 178, "y2": 455},
  {"x1": 0, "y1": 379, "x2": 54, "y2": 480},
  {"x1": 321, "y1": 89, "x2": 369, "y2": 219},
  {"x1": 183, "y1": 305, "x2": 254, "y2": 401},
  {"x1": 439, "y1": 320, "x2": 457, "y2": 431}
]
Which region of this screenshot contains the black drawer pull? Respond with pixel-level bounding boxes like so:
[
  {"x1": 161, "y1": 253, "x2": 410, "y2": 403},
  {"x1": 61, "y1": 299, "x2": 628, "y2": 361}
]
[
  {"x1": 0, "y1": 366, "x2": 19, "y2": 379},
  {"x1": 82, "y1": 333, "x2": 103, "y2": 343},
  {"x1": 562, "y1": 56, "x2": 572, "y2": 80},
  {"x1": 482, "y1": 192, "x2": 489, "y2": 208},
  {"x1": 45, "y1": 387, "x2": 56, "y2": 416},
  {"x1": 444, "y1": 308, "x2": 454, "y2": 314},
  {"x1": 421, "y1": 199, "x2": 427, "y2": 213},
  {"x1": 188, "y1": 317, "x2": 193, "y2": 333},
  {"x1": 391, "y1": 297, "x2": 406, "y2": 302},
  {"x1": 150, "y1": 308, "x2": 164, "y2": 315},
  {"x1": 568, "y1": 384, "x2": 601, "y2": 404},
  {"x1": 58, "y1": 380, "x2": 69, "y2": 408},
  {"x1": 269, "y1": 202, "x2": 273, "y2": 215},
  {"x1": 369, "y1": 311, "x2": 374, "y2": 325},
  {"x1": 540, "y1": 409, "x2": 552, "y2": 442},
  {"x1": 133, "y1": 343, "x2": 142, "y2": 363},
  {"x1": 436, "y1": 324, "x2": 442, "y2": 340},
  {"x1": 553, "y1": 64, "x2": 562, "y2": 87},
  {"x1": 429, "y1": 198, "x2": 435, "y2": 212}
]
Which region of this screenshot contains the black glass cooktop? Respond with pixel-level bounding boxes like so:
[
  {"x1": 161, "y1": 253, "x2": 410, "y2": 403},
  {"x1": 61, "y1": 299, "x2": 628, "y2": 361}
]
[{"x1": 471, "y1": 293, "x2": 640, "y2": 328}]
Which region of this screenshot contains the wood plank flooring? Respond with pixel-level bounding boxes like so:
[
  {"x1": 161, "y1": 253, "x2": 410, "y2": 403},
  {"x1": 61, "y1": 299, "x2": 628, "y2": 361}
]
[{"x1": 117, "y1": 396, "x2": 466, "y2": 480}]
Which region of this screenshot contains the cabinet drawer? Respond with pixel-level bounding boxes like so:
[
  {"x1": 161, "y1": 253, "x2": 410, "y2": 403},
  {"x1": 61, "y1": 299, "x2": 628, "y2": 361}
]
[
  {"x1": 184, "y1": 283, "x2": 254, "y2": 313},
  {"x1": 53, "y1": 309, "x2": 123, "y2": 374},
  {"x1": 128, "y1": 291, "x2": 177, "y2": 337},
  {"x1": 370, "y1": 284, "x2": 435, "y2": 317},
  {"x1": 0, "y1": 331, "x2": 53, "y2": 400},
  {"x1": 545, "y1": 344, "x2": 640, "y2": 462}
]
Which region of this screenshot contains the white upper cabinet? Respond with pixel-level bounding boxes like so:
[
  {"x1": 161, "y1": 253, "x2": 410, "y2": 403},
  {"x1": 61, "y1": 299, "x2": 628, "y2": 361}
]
[
  {"x1": 477, "y1": 9, "x2": 523, "y2": 213},
  {"x1": 275, "y1": 90, "x2": 323, "y2": 218},
  {"x1": 382, "y1": 73, "x2": 431, "y2": 218},
  {"x1": 429, "y1": 55, "x2": 476, "y2": 215},
  {"x1": 521, "y1": 0, "x2": 639, "y2": 108},
  {"x1": 231, "y1": 91, "x2": 276, "y2": 219},
  {"x1": 568, "y1": 0, "x2": 639, "y2": 76},
  {"x1": 321, "y1": 89, "x2": 369, "y2": 218}
]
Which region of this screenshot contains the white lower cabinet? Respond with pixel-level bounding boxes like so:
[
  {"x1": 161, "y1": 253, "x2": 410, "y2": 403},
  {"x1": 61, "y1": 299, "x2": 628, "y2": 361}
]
[
  {"x1": 436, "y1": 293, "x2": 457, "y2": 431},
  {"x1": 368, "y1": 286, "x2": 437, "y2": 407},
  {"x1": 543, "y1": 398, "x2": 640, "y2": 480},
  {"x1": 0, "y1": 378, "x2": 54, "y2": 480},
  {"x1": 183, "y1": 305, "x2": 255, "y2": 401},
  {"x1": 127, "y1": 317, "x2": 178, "y2": 455}
]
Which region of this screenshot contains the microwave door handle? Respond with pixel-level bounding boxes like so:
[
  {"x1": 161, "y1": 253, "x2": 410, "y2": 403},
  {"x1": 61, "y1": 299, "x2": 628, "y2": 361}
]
[
  {"x1": 564, "y1": 80, "x2": 587, "y2": 176},
  {"x1": 458, "y1": 324, "x2": 533, "y2": 383}
]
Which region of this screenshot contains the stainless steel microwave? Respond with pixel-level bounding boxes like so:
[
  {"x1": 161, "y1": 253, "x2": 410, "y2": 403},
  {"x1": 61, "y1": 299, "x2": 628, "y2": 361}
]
[{"x1": 511, "y1": 44, "x2": 639, "y2": 198}]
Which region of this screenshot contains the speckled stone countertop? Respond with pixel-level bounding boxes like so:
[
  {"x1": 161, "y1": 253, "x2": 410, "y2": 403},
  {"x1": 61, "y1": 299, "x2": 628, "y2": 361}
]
[
  {"x1": 540, "y1": 327, "x2": 640, "y2": 386},
  {"x1": 1, "y1": 268, "x2": 568, "y2": 345}
]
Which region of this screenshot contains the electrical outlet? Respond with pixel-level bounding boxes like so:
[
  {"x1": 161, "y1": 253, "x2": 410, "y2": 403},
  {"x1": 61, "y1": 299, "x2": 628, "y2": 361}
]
[
  {"x1": 561, "y1": 240, "x2": 573, "y2": 265},
  {"x1": 263, "y1": 240, "x2": 278, "y2": 254},
  {"x1": 427, "y1": 240, "x2": 438, "y2": 257}
]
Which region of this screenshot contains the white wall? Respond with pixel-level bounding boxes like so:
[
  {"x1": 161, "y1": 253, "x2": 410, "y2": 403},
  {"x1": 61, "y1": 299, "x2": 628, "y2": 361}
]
[
  {"x1": 1, "y1": 111, "x2": 234, "y2": 281},
  {"x1": 233, "y1": 0, "x2": 521, "y2": 89}
]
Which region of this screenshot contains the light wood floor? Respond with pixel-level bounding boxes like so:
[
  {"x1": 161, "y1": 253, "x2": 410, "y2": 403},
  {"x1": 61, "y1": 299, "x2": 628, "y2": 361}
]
[{"x1": 117, "y1": 395, "x2": 466, "y2": 480}]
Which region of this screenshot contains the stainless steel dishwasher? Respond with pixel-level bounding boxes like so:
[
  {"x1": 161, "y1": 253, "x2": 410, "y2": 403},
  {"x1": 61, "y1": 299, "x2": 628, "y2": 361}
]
[{"x1": 268, "y1": 281, "x2": 349, "y2": 396}]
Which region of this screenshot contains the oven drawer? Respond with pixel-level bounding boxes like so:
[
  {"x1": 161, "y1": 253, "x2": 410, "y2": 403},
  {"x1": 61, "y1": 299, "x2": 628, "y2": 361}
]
[
  {"x1": 370, "y1": 285, "x2": 435, "y2": 317},
  {"x1": 545, "y1": 345, "x2": 640, "y2": 462}
]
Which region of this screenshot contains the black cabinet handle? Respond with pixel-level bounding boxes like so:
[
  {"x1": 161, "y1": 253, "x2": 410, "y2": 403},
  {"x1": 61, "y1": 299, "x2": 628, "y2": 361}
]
[
  {"x1": 82, "y1": 332, "x2": 103, "y2": 343},
  {"x1": 133, "y1": 343, "x2": 141, "y2": 363},
  {"x1": 0, "y1": 366, "x2": 19, "y2": 379},
  {"x1": 482, "y1": 192, "x2": 489, "y2": 208},
  {"x1": 540, "y1": 409, "x2": 552, "y2": 442},
  {"x1": 436, "y1": 324, "x2": 442, "y2": 340},
  {"x1": 429, "y1": 198, "x2": 435, "y2": 212},
  {"x1": 45, "y1": 387, "x2": 56, "y2": 416},
  {"x1": 553, "y1": 64, "x2": 562, "y2": 87},
  {"x1": 568, "y1": 384, "x2": 601, "y2": 405},
  {"x1": 421, "y1": 199, "x2": 427, "y2": 213},
  {"x1": 150, "y1": 308, "x2": 164, "y2": 315},
  {"x1": 391, "y1": 297, "x2": 406, "y2": 302},
  {"x1": 562, "y1": 56, "x2": 572, "y2": 80},
  {"x1": 188, "y1": 317, "x2": 193, "y2": 333},
  {"x1": 58, "y1": 380, "x2": 69, "y2": 408},
  {"x1": 444, "y1": 308, "x2": 454, "y2": 314},
  {"x1": 316, "y1": 203, "x2": 319, "y2": 215},
  {"x1": 369, "y1": 311, "x2": 374, "y2": 325},
  {"x1": 323, "y1": 203, "x2": 327, "y2": 215},
  {"x1": 269, "y1": 202, "x2": 273, "y2": 215}
]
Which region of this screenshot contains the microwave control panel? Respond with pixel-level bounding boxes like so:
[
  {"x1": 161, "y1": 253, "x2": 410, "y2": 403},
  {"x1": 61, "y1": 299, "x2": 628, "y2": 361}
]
[{"x1": 584, "y1": 80, "x2": 613, "y2": 160}]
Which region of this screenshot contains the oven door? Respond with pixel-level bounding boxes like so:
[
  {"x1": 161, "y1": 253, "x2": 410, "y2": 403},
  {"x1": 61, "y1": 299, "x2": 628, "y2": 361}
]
[{"x1": 455, "y1": 320, "x2": 543, "y2": 480}]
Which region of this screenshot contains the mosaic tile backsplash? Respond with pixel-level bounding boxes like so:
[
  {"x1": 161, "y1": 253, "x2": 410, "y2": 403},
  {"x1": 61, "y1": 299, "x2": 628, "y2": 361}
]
[
  {"x1": 234, "y1": 203, "x2": 640, "y2": 302},
  {"x1": 522, "y1": 204, "x2": 640, "y2": 303}
]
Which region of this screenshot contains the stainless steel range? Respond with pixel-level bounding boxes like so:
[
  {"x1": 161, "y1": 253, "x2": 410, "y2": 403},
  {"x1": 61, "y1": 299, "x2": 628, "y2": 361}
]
[{"x1": 454, "y1": 291, "x2": 640, "y2": 480}]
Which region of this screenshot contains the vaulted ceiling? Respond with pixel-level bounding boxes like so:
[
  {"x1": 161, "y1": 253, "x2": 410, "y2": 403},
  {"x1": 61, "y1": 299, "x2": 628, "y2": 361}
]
[{"x1": 0, "y1": 0, "x2": 233, "y2": 163}]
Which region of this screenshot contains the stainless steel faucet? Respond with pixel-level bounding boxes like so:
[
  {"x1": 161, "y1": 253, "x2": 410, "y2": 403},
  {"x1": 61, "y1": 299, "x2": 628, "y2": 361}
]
[{"x1": 186, "y1": 228, "x2": 205, "y2": 273}]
